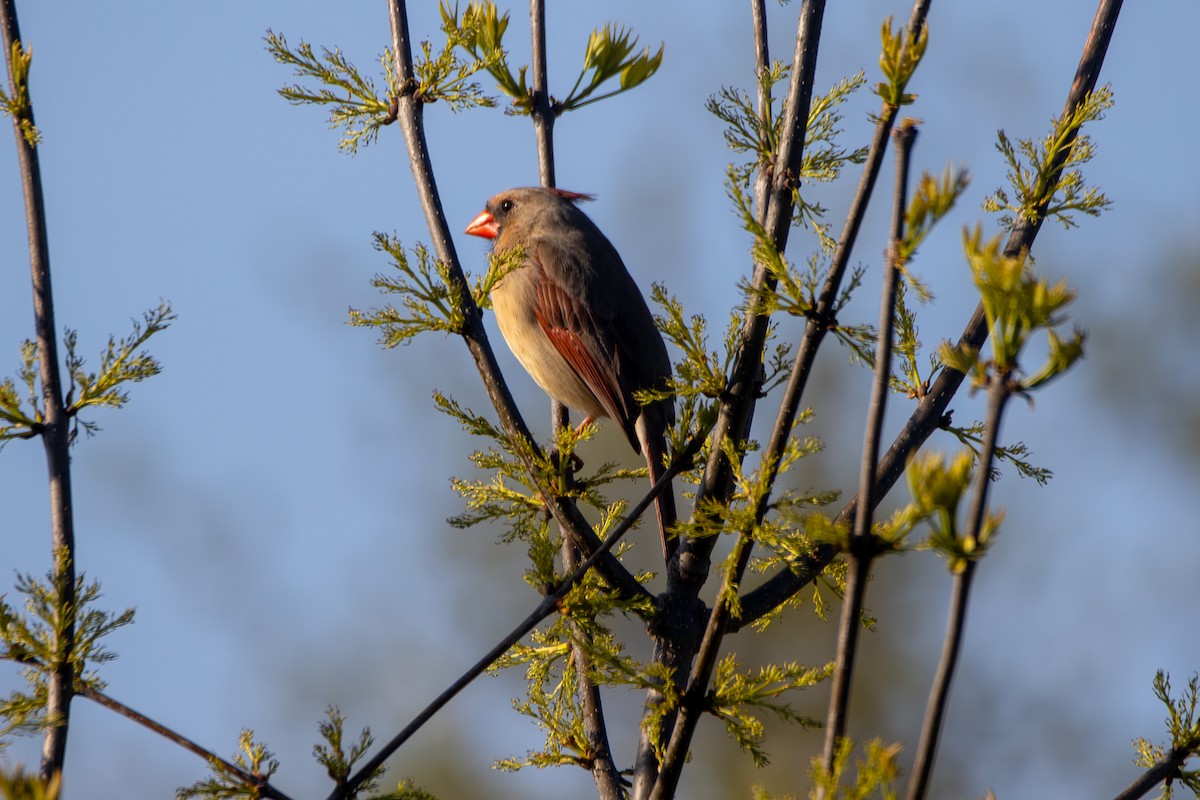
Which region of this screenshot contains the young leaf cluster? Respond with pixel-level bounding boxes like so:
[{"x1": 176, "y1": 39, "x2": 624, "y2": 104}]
[
  {"x1": 678, "y1": 427, "x2": 833, "y2": 618},
  {"x1": 941, "y1": 227, "x2": 1086, "y2": 394},
  {"x1": 435, "y1": 390, "x2": 547, "y2": 534},
  {"x1": 440, "y1": 2, "x2": 527, "y2": 110},
  {"x1": 267, "y1": 30, "x2": 399, "y2": 153},
  {"x1": 727, "y1": 171, "x2": 878, "y2": 375},
  {"x1": 565, "y1": 23, "x2": 663, "y2": 113},
  {"x1": 898, "y1": 165, "x2": 971, "y2": 273},
  {"x1": 906, "y1": 450, "x2": 1003, "y2": 573},
  {"x1": 0, "y1": 765, "x2": 61, "y2": 800},
  {"x1": 491, "y1": 595, "x2": 658, "y2": 773},
  {"x1": 268, "y1": 22, "x2": 495, "y2": 154},
  {"x1": 436, "y1": 392, "x2": 648, "y2": 572},
  {"x1": 314, "y1": 706, "x2": 383, "y2": 793},
  {"x1": 728, "y1": 175, "x2": 812, "y2": 319},
  {"x1": 0, "y1": 341, "x2": 41, "y2": 442},
  {"x1": 0, "y1": 40, "x2": 42, "y2": 146},
  {"x1": 874, "y1": 16, "x2": 929, "y2": 109},
  {"x1": 806, "y1": 737, "x2": 902, "y2": 800},
  {"x1": 888, "y1": 279, "x2": 927, "y2": 398},
  {"x1": 176, "y1": 730, "x2": 279, "y2": 800},
  {"x1": 883, "y1": 166, "x2": 970, "y2": 396},
  {"x1": 471, "y1": 246, "x2": 525, "y2": 311},
  {"x1": 443, "y1": 2, "x2": 662, "y2": 116},
  {"x1": 708, "y1": 70, "x2": 867, "y2": 251},
  {"x1": 1, "y1": 304, "x2": 173, "y2": 444},
  {"x1": 707, "y1": 654, "x2": 831, "y2": 767},
  {"x1": 943, "y1": 421, "x2": 1052, "y2": 484},
  {"x1": 647, "y1": 284, "x2": 733, "y2": 403},
  {"x1": 984, "y1": 85, "x2": 1113, "y2": 230},
  {"x1": 0, "y1": 574, "x2": 134, "y2": 742},
  {"x1": 1131, "y1": 671, "x2": 1200, "y2": 799},
  {"x1": 348, "y1": 235, "x2": 468, "y2": 345}
]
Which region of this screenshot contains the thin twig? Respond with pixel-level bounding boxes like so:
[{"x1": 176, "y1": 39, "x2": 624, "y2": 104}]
[
  {"x1": 1, "y1": 1, "x2": 77, "y2": 782},
  {"x1": 750, "y1": 0, "x2": 771, "y2": 221},
  {"x1": 335, "y1": 449, "x2": 695, "y2": 800},
  {"x1": 76, "y1": 685, "x2": 295, "y2": 800},
  {"x1": 818, "y1": 121, "x2": 918, "y2": 788},
  {"x1": 384, "y1": 0, "x2": 646, "y2": 604},
  {"x1": 529, "y1": 0, "x2": 555, "y2": 188},
  {"x1": 905, "y1": 377, "x2": 1008, "y2": 800},
  {"x1": 732, "y1": 0, "x2": 1124, "y2": 630}
]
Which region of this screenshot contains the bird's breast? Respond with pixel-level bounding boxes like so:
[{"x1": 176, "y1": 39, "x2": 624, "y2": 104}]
[{"x1": 490, "y1": 267, "x2": 606, "y2": 418}]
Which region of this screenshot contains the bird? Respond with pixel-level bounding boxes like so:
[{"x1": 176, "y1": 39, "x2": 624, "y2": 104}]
[{"x1": 465, "y1": 187, "x2": 677, "y2": 560}]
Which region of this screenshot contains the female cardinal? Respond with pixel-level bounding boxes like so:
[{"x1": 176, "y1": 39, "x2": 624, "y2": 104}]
[{"x1": 465, "y1": 187, "x2": 677, "y2": 559}]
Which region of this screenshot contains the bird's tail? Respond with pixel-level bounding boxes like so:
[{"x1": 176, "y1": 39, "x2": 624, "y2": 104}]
[{"x1": 643, "y1": 436, "x2": 678, "y2": 561}]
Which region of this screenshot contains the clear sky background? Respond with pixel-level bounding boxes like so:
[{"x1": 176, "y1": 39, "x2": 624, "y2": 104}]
[{"x1": 3, "y1": 2, "x2": 1199, "y2": 798}]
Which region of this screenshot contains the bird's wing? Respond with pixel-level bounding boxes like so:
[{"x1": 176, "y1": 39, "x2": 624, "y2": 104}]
[{"x1": 530, "y1": 241, "x2": 639, "y2": 443}]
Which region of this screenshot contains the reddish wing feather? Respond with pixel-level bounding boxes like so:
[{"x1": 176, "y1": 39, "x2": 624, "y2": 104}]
[{"x1": 531, "y1": 273, "x2": 635, "y2": 443}]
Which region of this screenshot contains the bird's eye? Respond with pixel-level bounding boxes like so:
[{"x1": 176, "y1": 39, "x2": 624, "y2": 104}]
[{"x1": 500, "y1": 199, "x2": 514, "y2": 213}]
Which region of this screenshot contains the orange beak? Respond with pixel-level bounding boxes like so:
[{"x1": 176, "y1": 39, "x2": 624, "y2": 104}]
[{"x1": 465, "y1": 210, "x2": 499, "y2": 239}]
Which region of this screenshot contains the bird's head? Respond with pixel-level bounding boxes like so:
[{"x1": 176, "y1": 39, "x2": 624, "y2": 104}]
[{"x1": 465, "y1": 187, "x2": 595, "y2": 240}]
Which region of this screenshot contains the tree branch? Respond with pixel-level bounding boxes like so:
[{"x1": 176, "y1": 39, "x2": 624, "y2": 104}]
[
  {"x1": 678, "y1": 0, "x2": 827, "y2": 579},
  {"x1": 1, "y1": 0, "x2": 78, "y2": 782},
  {"x1": 636, "y1": 2, "x2": 934, "y2": 795}
]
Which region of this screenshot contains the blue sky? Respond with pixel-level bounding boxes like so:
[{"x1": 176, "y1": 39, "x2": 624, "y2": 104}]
[{"x1": 3, "y1": 2, "x2": 1199, "y2": 798}]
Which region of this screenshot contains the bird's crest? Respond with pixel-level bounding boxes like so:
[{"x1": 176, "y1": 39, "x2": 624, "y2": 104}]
[{"x1": 549, "y1": 188, "x2": 595, "y2": 204}]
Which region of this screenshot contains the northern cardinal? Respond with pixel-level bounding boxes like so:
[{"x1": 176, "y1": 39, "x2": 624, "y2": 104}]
[{"x1": 465, "y1": 187, "x2": 677, "y2": 559}]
